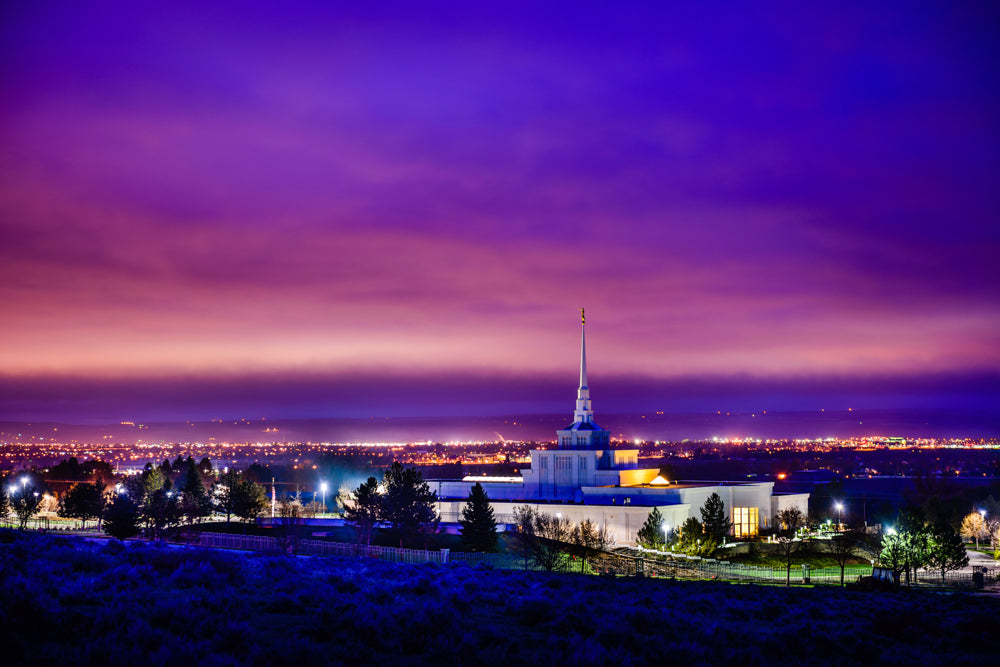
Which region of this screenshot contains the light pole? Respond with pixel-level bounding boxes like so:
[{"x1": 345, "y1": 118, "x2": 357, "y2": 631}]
[
  {"x1": 979, "y1": 510, "x2": 987, "y2": 549},
  {"x1": 834, "y1": 502, "x2": 844, "y2": 531},
  {"x1": 320, "y1": 482, "x2": 328, "y2": 514},
  {"x1": 662, "y1": 522, "x2": 669, "y2": 551}
]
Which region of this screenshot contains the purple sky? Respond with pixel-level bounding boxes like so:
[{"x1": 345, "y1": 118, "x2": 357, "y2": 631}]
[{"x1": 1, "y1": 2, "x2": 998, "y2": 424}]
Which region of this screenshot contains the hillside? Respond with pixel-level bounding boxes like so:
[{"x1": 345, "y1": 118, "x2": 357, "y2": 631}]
[{"x1": 1, "y1": 531, "x2": 997, "y2": 665}]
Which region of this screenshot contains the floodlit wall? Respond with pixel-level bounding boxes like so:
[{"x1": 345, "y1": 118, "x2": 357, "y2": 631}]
[
  {"x1": 434, "y1": 499, "x2": 691, "y2": 546},
  {"x1": 770, "y1": 493, "x2": 810, "y2": 519}
]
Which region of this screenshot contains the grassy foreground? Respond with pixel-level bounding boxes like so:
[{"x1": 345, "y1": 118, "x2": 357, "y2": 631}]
[{"x1": 0, "y1": 531, "x2": 997, "y2": 666}]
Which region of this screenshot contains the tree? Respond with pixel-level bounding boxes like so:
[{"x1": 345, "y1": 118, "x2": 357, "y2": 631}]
[
  {"x1": 459, "y1": 483, "x2": 498, "y2": 553},
  {"x1": 700, "y1": 493, "x2": 732, "y2": 544},
  {"x1": 143, "y1": 488, "x2": 181, "y2": 540},
  {"x1": 57, "y1": 481, "x2": 106, "y2": 529},
  {"x1": 828, "y1": 528, "x2": 863, "y2": 587},
  {"x1": 10, "y1": 480, "x2": 43, "y2": 530},
  {"x1": 677, "y1": 517, "x2": 704, "y2": 555},
  {"x1": 140, "y1": 467, "x2": 166, "y2": 503},
  {"x1": 215, "y1": 468, "x2": 242, "y2": 523},
  {"x1": 178, "y1": 462, "x2": 212, "y2": 523},
  {"x1": 0, "y1": 483, "x2": 8, "y2": 526},
  {"x1": 231, "y1": 478, "x2": 268, "y2": 532},
  {"x1": 959, "y1": 512, "x2": 988, "y2": 549},
  {"x1": 510, "y1": 505, "x2": 538, "y2": 570},
  {"x1": 636, "y1": 507, "x2": 666, "y2": 550},
  {"x1": 344, "y1": 477, "x2": 382, "y2": 546},
  {"x1": 380, "y1": 462, "x2": 438, "y2": 548},
  {"x1": 880, "y1": 524, "x2": 931, "y2": 587},
  {"x1": 879, "y1": 531, "x2": 907, "y2": 583},
  {"x1": 103, "y1": 492, "x2": 141, "y2": 540},
  {"x1": 570, "y1": 519, "x2": 609, "y2": 572},
  {"x1": 531, "y1": 512, "x2": 572, "y2": 572},
  {"x1": 774, "y1": 507, "x2": 808, "y2": 586},
  {"x1": 927, "y1": 523, "x2": 969, "y2": 582}
]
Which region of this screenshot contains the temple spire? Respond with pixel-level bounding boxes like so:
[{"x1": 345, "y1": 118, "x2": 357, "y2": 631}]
[{"x1": 573, "y1": 308, "x2": 593, "y2": 424}]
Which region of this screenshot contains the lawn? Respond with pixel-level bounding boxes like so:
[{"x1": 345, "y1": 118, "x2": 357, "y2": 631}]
[{"x1": 1, "y1": 530, "x2": 997, "y2": 666}]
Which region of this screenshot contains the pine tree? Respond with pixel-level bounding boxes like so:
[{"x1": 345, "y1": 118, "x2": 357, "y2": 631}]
[
  {"x1": 215, "y1": 468, "x2": 242, "y2": 523},
  {"x1": 636, "y1": 507, "x2": 666, "y2": 550},
  {"x1": 179, "y1": 462, "x2": 212, "y2": 523},
  {"x1": 700, "y1": 492, "x2": 732, "y2": 543},
  {"x1": 231, "y1": 478, "x2": 268, "y2": 533},
  {"x1": 459, "y1": 483, "x2": 498, "y2": 552},
  {"x1": 344, "y1": 477, "x2": 381, "y2": 545},
  {"x1": 0, "y1": 483, "x2": 8, "y2": 524},
  {"x1": 678, "y1": 516, "x2": 705, "y2": 555},
  {"x1": 381, "y1": 462, "x2": 438, "y2": 548},
  {"x1": 103, "y1": 492, "x2": 141, "y2": 540}
]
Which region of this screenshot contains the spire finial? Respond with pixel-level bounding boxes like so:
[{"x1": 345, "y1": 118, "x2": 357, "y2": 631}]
[{"x1": 579, "y1": 307, "x2": 585, "y2": 325}]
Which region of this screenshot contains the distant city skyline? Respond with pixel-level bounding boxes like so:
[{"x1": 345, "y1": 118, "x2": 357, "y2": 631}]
[{"x1": 1, "y1": 3, "x2": 998, "y2": 423}]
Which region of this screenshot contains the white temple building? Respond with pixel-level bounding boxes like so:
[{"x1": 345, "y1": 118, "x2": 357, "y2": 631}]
[{"x1": 430, "y1": 312, "x2": 808, "y2": 545}]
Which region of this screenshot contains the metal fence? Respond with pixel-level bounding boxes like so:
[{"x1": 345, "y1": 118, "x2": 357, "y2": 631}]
[
  {"x1": 175, "y1": 531, "x2": 1000, "y2": 589},
  {"x1": 184, "y1": 531, "x2": 449, "y2": 565},
  {"x1": 298, "y1": 539, "x2": 447, "y2": 565}
]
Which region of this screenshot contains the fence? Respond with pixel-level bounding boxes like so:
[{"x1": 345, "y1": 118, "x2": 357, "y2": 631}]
[
  {"x1": 183, "y1": 531, "x2": 449, "y2": 565},
  {"x1": 174, "y1": 531, "x2": 1000, "y2": 589}
]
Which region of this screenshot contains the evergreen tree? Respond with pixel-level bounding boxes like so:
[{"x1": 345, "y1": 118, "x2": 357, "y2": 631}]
[
  {"x1": 636, "y1": 507, "x2": 667, "y2": 550},
  {"x1": 678, "y1": 516, "x2": 706, "y2": 555},
  {"x1": 179, "y1": 462, "x2": 211, "y2": 523},
  {"x1": 459, "y1": 483, "x2": 498, "y2": 552},
  {"x1": 700, "y1": 492, "x2": 732, "y2": 543},
  {"x1": 215, "y1": 468, "x2": 242, "y2": 523},
  {"x1": 103, "y1": 492, "x2": 141, "y2": 540},
  {"x1": 141, "y1": 467, "x2": 166, "y2": 503},
  {"x1": 381, "y1": 462, "x2": 438, "y2": 548},
  {"x1": 344, "y1": 477, "x2": 381, "y2": 545},
  {"x1": 0, "y1": 483, "x2": 9, "y2": 525},
  {"x1": 927, "y1": 523, "x2": 969, "y2": 582},
  {"x1": 231, "y1": 478, "x2": 268, "y2": 533}
]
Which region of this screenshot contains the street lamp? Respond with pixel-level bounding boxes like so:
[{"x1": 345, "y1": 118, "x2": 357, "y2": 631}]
[
  {"x1": 320, "y1": 482, "x2": 328, "y2": 514},
  {"x1": 834, "y1": 502, "x2": 844, "y2": 530},
  {"x1": 661, "y1": 522, "x2": 669, "y2": 551}
]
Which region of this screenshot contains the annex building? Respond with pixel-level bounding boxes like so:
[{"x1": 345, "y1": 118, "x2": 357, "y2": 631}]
[{"x1": 430, "y1": 312, "x2": 808, "y2": 546}]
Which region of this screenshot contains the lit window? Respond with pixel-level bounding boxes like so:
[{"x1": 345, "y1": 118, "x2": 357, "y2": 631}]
[{"x1": 733, "y1": 507, "x2": 759, "y2": 538}]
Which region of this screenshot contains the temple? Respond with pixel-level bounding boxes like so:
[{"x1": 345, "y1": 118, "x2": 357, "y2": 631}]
[{"x1": 431, "y1": 312, "x2": 808, "y2": 544}]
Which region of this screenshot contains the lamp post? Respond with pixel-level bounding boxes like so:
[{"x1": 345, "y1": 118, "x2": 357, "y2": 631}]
[
  {"x1": 979, "y1": 510, "x2": 987, "y2": 549},
  {"x1": 320, "y1": 482, "x2": 328, "y2": 515},
  {"x1": 834, "y1": 502, "x2": 844, "y2": 531},
  {"x1": 662, "y1": 522, "x2": 669, "y2": 551}
]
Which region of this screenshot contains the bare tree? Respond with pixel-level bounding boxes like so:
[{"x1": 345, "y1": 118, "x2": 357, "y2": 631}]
[
  {"x1": 828, "y1": 528, "x2": 863, "y2": 587},
  {"x1": 774, "y1": 507, "x2": 807, "y2": 586},
  {"x1": 570, "y1": 519, "x2": 609, "y2": 573},
  {"x1": 510, "y1": 505, "x2": 538, "y2": 570},
  {"x1": 532, "y1": 512, "x2": 573, "y2": 572}
]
